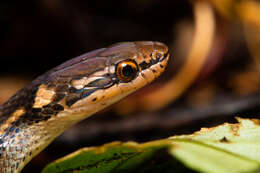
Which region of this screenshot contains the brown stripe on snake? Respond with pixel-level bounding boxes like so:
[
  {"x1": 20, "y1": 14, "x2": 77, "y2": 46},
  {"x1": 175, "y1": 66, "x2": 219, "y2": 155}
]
[{"x1": 0, "y1": 41, "x2": 170, "y2": 173}]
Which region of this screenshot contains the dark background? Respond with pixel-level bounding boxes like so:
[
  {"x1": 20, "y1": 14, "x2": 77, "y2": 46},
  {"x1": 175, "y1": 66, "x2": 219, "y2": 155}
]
[{"x1": 0, "y1": 0, "x2": 190, "y2": 76}]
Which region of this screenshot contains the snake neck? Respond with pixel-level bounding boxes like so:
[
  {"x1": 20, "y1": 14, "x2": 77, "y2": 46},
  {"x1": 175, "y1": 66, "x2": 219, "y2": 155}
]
[
  {"x1": 0, "y1": 82, "x2": 95, "y2": 173},
  {"x1": 0, "y1": 86, "x2": 39, "y2": 173},
  {"x1": 0, "y1": 82, "x2": 70, "y2": 173},
  {"x1": 0, "y1": 76, "x2": 105, "y2": 173}
]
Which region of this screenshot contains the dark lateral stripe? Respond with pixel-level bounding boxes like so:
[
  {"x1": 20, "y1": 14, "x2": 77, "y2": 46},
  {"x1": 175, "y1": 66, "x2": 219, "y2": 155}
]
[
  {"x1": 0, "y1": 85, "x2": 40, "y2": 125},
  {"x1": 139, "y1": 58, "x2": 158, "y2": 70},
  {"x1": 65, "y1": 88, "x2": 98, "y2": 107},
  {"x1": 160, "y1": 52, "x2": 169, "y2": 62},
  {"x1": 11, "y1": 103, "x2": 65, "y2": 127},
  {"x1": 65, "y1": 75, "x2": 117, "y2": 107},
  {"x1": 65, "y1": 96, "x2": 81, "y2": 107},
  {"x1": 139, "y1": 61, "x2": 150, "y2": 70},
  {"x1": 139, "y1": 53, "x2": 169, "y2": 71}
]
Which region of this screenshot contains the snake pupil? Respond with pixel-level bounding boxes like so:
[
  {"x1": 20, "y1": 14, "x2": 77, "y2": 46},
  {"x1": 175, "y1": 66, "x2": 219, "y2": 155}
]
[{"x1": 122, "y1": 65, "x2": 134, "y2": 77}]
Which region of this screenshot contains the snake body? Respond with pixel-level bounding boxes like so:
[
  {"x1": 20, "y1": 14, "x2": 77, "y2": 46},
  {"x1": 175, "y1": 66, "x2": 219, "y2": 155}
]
[{"x1": 0, "y1": 41, "x2": 169, "y2": 173}]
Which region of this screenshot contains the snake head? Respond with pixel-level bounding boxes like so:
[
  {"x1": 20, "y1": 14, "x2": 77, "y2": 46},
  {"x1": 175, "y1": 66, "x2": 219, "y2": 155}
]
[
  {"x1": 59, "y1": 41, "x2": 170, "y2": 116},
  {"x1": 36, "y1": 41, "x2": 169, "y2": 121}
]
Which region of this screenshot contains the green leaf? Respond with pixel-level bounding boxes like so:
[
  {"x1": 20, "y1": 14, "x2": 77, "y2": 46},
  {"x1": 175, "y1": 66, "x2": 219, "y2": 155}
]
[
  {"x1": 42, "y1": 141, "x2": 173, "y2": 173},
  {"x1": 42, "y1": 118, "x2": 260, "y2": 173}
]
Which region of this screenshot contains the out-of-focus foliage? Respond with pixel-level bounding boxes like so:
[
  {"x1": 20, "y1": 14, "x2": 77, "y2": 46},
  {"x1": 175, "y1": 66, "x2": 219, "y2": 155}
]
[
  {"x1": 0, "y1": 76, "x2": 29, "y2": 105},
  {"x1": 42, "y1": 118, "x2": 260, "y2": 173}
]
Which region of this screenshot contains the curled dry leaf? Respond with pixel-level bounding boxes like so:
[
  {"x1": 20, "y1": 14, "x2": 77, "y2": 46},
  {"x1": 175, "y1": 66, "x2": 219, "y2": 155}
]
[{"x1": 114, "y1": 1, "x2": 216, "y2": 114}]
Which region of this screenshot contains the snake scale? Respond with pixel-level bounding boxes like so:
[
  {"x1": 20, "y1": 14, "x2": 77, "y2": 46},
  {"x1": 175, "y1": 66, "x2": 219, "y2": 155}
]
[{"x1": 0, "y1": 41, "x2": 169, "y2": 173}]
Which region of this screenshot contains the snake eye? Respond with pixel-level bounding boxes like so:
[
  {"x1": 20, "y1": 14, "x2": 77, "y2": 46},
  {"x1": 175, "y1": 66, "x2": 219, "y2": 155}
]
[{"x1": 116, "y1": 60, "x2": 138, "y2": 82}]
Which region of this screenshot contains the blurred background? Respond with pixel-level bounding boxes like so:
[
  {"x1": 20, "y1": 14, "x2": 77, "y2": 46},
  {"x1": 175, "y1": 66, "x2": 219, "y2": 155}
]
[{"x1": 1, "y1": 0, "x2": 260, "y2": 172}]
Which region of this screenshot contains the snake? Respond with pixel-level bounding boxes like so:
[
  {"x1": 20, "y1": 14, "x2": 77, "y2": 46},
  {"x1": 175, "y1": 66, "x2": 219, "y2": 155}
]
[{"x1": 0, "y1": 41, "x2": 169, "y2": 173}]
